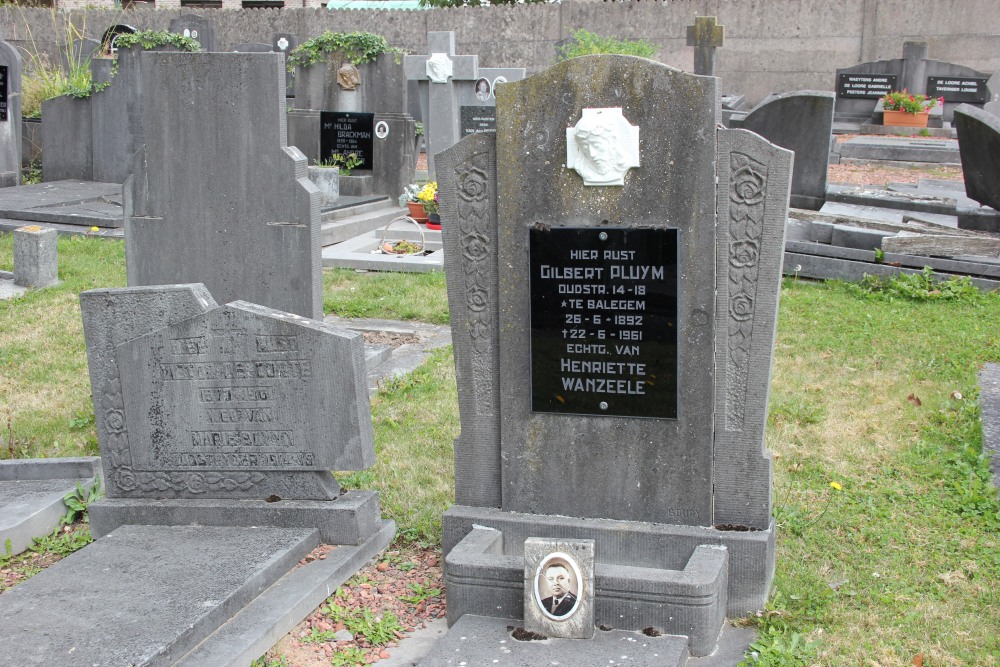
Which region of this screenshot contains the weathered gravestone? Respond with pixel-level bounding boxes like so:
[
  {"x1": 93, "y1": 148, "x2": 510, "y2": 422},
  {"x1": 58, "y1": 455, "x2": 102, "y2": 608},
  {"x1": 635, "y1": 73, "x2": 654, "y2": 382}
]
[
  {"x1": 125, "y1": 52, "x2": 323, "y2": 320},
  {"x1": 405, "y1": 32, "x2": 479, "y2": 176},
  {"x1": 169, "y1": 13, "x2": 215, "y2": 52},
  {"x1": 954, "y1": 104, "x2": 1000, "y2": 212},
  {"x1": 835, "y1": 41, "x2": 989, "y2": 124},
  {"x1": 0, "y1": 284, "x2": 391, "y2": 667},
  {"x1": 456, "y1": 67, "x2": 524, "y2": 140},
  {"x1": 42, "y1": 43, "x2": 187, "y2": 184},
  {"x1": 289, "y1": 42, "x2": 414, "y2": 198},
  {"x1": 0, "y1": 40, "x2": 22, "y2": 187},
  {"x1": 686, "y1": 16, "x2": 724, "y2": 77},
  {"x1": 434, "y1": 54, "x2": 791, "y2": 659},
  {"x1": 730, "y1": 90, "x2": 834, "y2": 210},
  {"x1": 985, "y1": 69, "x2": 1000, "y2": 117}
]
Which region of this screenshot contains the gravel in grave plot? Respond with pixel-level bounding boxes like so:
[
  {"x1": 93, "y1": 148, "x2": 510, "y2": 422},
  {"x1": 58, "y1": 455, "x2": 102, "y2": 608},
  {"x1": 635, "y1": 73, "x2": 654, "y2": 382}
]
[{"x1": 271, "y1": 543, "x2": 446, "y2": 666}]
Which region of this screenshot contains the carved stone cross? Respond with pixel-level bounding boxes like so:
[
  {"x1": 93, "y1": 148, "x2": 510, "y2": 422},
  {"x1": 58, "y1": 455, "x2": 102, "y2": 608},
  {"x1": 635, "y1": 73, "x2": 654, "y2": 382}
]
[
  {"x1": 404, "y1": 31, "x2": 479, "y2": 176},
  {"x1": 686, "y1": 16, "x2": 725, "y2": 76}
]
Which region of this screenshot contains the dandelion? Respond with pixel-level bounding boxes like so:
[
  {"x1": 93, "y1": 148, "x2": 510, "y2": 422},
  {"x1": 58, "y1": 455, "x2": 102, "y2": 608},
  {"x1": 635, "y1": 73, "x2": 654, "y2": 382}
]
[
  {"x1": 90, "y1": 226, "x2": 99, "y2": 232},
  {"x1": 829, "y1": 481, "x2": 842, "y2": 491}
]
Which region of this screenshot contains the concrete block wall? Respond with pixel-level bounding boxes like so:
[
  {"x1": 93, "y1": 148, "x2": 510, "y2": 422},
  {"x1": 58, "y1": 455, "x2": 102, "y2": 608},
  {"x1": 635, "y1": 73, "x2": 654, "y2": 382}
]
[{"x1": 1, "y1": 1, "x2": 999, "y2": 107}]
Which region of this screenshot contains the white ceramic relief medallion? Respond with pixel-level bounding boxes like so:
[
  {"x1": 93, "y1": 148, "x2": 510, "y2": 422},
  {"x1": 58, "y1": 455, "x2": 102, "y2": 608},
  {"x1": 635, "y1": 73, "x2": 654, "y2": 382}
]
[
  {"x1": 426, "y1": 53, "x2": 453, "y2": 84},
  {"x1": 566, "y1": 107, "x2": 640, "y2": 186}
]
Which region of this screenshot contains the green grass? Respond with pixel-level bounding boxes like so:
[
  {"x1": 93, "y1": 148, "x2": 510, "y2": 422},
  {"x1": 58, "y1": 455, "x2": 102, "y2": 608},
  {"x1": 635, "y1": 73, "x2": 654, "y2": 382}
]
[
  {"x1": 2, "y1": 237, "x2": 999, "y2": 664},
  {"x1": 323, "y1": 268, "x2": 450, "y2": 324}
]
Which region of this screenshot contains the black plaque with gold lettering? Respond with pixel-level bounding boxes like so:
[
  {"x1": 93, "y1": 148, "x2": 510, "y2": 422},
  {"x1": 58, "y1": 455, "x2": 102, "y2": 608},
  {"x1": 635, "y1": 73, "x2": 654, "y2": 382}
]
[{"x1": 530, "y1": 227, "x2": 678, "y2": 419}]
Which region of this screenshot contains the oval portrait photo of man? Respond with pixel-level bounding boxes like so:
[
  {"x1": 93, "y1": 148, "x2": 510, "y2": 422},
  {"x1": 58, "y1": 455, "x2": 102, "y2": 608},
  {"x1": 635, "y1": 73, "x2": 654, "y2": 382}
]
[{"x1": 533, "y1": 552, "x2": 583, "y2": 621}]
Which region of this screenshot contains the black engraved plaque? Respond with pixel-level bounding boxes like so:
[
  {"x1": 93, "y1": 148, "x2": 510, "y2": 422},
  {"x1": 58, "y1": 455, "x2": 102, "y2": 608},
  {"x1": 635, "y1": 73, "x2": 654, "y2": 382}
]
[
  {"x1": 460, "y1": 106, "x2": 497, "y2": 137},
  {"x1": 836, "y1": 73, "x2": 897, "y2": 99},
  {"x1": 319, "y1": 111, "x2": 374, "y2": 168},
  {"x1": 530, "y1": 227, "x2": 678, "y2": 419},
  {"x1": 926, "y1": 76, "x2": 988, "y2": 104}
]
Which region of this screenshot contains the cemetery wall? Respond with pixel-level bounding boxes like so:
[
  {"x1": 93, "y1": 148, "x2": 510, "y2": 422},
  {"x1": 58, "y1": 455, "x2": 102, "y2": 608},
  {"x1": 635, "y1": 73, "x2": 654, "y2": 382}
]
[{"x1": 1, "y1": 0, "x2": 998, "y2": 106}]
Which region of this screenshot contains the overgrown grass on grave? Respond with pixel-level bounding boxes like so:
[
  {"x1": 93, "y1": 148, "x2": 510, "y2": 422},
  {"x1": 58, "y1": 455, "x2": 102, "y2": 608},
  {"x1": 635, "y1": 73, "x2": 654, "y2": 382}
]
[{"x1": 1, "y1": 235, "x2": 998, "y2": 663}]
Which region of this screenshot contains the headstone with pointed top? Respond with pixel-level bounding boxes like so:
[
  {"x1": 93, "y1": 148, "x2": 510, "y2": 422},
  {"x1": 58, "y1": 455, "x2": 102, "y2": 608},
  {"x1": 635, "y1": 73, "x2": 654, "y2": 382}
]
[{"x1": 0, "y1": 39, "x2": 22, "y2": 187}]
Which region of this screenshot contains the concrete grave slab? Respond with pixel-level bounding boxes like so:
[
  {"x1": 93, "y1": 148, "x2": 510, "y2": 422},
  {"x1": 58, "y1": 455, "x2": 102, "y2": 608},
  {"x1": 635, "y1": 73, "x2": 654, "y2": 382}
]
[
  {"x1": 415, "y1": 614, "x2": 690, "y2": 667},
  {"x1": 322, "y1": 225, "x2": 444, "y2": 273},
  {"x1": 0, "y1": 179, "x2": 122, "y2": 228},
  {"x1": 0, "y1": 525, "x2": 318, "y2": 667},
  {"x1": 820, "y1": 201, "x2": 905, "y2": 224},
  {"x1": 838, "y1": 136, "x2": 960, "y2": 163},
  {"x1": 0, "y1": 457, "x2": 101, "y2": 556}
]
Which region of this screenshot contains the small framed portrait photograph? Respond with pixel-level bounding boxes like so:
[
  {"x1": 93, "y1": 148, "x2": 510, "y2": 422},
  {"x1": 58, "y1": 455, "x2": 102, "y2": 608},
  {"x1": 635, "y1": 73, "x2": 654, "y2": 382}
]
[
  {"x1": 523, "y1": 538, "x2": 595, "y2": 639},
  {"x1": 475, "y1": 77, "x2": 491, "y2": 102}
]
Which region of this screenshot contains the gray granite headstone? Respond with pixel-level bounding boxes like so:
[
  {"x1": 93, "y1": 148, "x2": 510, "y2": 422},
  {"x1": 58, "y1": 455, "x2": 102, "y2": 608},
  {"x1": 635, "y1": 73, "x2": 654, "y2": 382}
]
[
  {"x1": 985, "y1": 68, "x2": 1000, "y2": 116},
  {"x1": 125, "y1": 52, "x2": 323, "y2": 320},
  {"x1": 0, "y1": 40, "x2": 22, "y2": 186},
  {"x1": 436, "y1": 56, "x2": 791, "y2": 643},
  {"x1": 835, "y1": 41, "x2": 989, "y2": 123},
  {"x1": 81, "y1": 286, "x2": 373, "y2": 501},
  {"x1": 169, "y1": 14, "x2": 215, "y2": 52},
  {"x1": 455, "y1": 67, "x2": 525, "y2": 139},
  {"x1": 731, "y1": 90, "x2": 834, "y2": 210},
  {"x1": 405, "y1": 32, "x2": 479, "y2": 176},
  {"x1": 232, "y1": 42, "x2": 274, "y2": 53},
  {"x1": 954, "y1": 104, "x2": 1000, "y2": 211},
  {"x1": 294, "y1": 52, "x2": 406, "y2": 115}
]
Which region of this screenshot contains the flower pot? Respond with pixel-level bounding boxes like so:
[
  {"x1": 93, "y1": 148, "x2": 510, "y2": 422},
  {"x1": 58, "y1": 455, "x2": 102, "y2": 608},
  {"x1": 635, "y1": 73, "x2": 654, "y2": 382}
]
[
  {"x1": 426, "y1": 213, "x2": 441, "y2": 230},
  {"x1": 407, "y1": 201, "x2": 428, "y2": 223},
  {"x1": 883, "y1": 109, "x2": 929, "y2": 128}
]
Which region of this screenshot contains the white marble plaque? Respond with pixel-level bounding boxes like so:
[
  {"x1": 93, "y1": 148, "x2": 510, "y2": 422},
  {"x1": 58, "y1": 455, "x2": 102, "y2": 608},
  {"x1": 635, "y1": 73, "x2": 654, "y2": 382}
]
[
  {"x1": 426, "y1": 53, "x2": 453, "y2": 84},
  {"x1": 566, "y1": 107, "x2": 640, "y2": 186}
]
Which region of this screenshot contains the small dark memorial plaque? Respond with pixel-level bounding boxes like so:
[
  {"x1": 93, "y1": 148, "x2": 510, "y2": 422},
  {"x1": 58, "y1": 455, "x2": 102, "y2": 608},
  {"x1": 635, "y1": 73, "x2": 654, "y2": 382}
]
[
  {"x1": 836, "y1": 73, "x2": 897, "y2": 99},
  {"x1": 0, "y1": 66, "x2": 8, "y2": 122},
  {"x1": 530, "y1": 227, "x2": 678, "y2": 419},
  {"x1": 460, "y1": 106, "x2": 497, "y2": 137},
  {"x1": 927, "y1": 76, "x2": 988, "y2": 104},
  {"x1": 319, "y1": 111, "x2": 374, "y2": 168}
]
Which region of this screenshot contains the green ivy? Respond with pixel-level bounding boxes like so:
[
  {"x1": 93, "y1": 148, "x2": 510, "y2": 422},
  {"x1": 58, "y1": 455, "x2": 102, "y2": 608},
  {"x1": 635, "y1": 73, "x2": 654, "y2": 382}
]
[
  {"x1": 286, "y1": 31, "x2": 405, "y2": 70},
  {"x1": 72, "y1": 30, "x2": 202, "y2": 99}
]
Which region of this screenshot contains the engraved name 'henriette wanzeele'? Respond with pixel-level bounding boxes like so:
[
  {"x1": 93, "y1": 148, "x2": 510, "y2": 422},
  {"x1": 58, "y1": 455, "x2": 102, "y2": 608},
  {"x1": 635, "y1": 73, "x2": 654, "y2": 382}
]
[{"x1": 530, "y1": 227, "x2": 678, "y2": 419}]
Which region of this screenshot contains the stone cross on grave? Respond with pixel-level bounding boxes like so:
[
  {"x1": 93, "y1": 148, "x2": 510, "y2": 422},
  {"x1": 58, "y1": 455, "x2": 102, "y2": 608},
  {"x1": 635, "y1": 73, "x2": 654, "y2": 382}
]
[
  {"x1": 686, "y1": 16, "x2": 725, "y2": 76},
  {"x1": 404, "y1": 31, "x2": 478, "y2": 176}
]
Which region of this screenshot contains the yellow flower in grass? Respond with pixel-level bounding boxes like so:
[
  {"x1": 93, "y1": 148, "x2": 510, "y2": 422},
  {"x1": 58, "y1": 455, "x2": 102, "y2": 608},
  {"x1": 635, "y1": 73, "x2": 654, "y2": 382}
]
[{"x1": 829, "y1": 481, "x2": 842, "y2": 491}]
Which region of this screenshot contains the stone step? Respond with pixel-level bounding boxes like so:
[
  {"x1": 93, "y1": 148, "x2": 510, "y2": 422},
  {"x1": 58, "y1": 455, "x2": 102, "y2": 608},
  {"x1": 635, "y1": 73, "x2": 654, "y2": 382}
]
[
  {"x1": 320, "y1": 204, "x2": 408, "y2": 247},
  {"x1": 415, "y1": 615, "x2": 690, "y2": 667},
  {"x1": 321, "y1": 196, "x2": 393, "y2": 222}
]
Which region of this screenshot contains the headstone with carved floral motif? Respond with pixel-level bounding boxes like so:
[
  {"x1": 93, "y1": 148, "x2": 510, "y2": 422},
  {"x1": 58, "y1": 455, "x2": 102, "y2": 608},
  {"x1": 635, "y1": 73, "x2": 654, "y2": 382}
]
[
  {"x1": 435, "y1": 55, "x2": 792, "y2": 644},
  {"x1": 80, "y1": 284, "x2": 373, "y2": 501}
]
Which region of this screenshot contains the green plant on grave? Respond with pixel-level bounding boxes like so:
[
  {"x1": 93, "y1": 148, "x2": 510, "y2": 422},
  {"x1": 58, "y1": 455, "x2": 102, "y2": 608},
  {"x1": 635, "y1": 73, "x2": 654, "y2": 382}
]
[
  {"x1": 556, "y1": 29, "x2": 657, "y2": 62},
  {"x1": 322, "y1": 602, "x2": 403, "y2": 646},
  {"x1": 400, "y1": 580, "x2": 442, "y2": 605},
  {"x1": 881, "y1": 89, "x2": 940, "y2": 115},
  {"x1": 849, "y1": 266, "x2": 983, "y2": 302},
  {"x1": 320, "y1": 152, "x2": 365, "y2": 175},
  {"x1": 286, "y1": 31, "x2": 405, "y2": 71},
  {"x1": 61, "y1": 477, "x2": 104, "y2": 525},
  {"x1": 88, "y1": 30, "x2": 201, "y2": 97},
  {"x1": 21, "y1": 161, "x2": 42, "y2": 185},
  {"x1": 30, "y1": 525, "x2": 93, "y2": 557},
  {"x1": 18, "y1": 7, "x2": 98, "y2": 117},
  {"x1": 330, "y1": 647, "x2": 367, "y2": 667}
]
